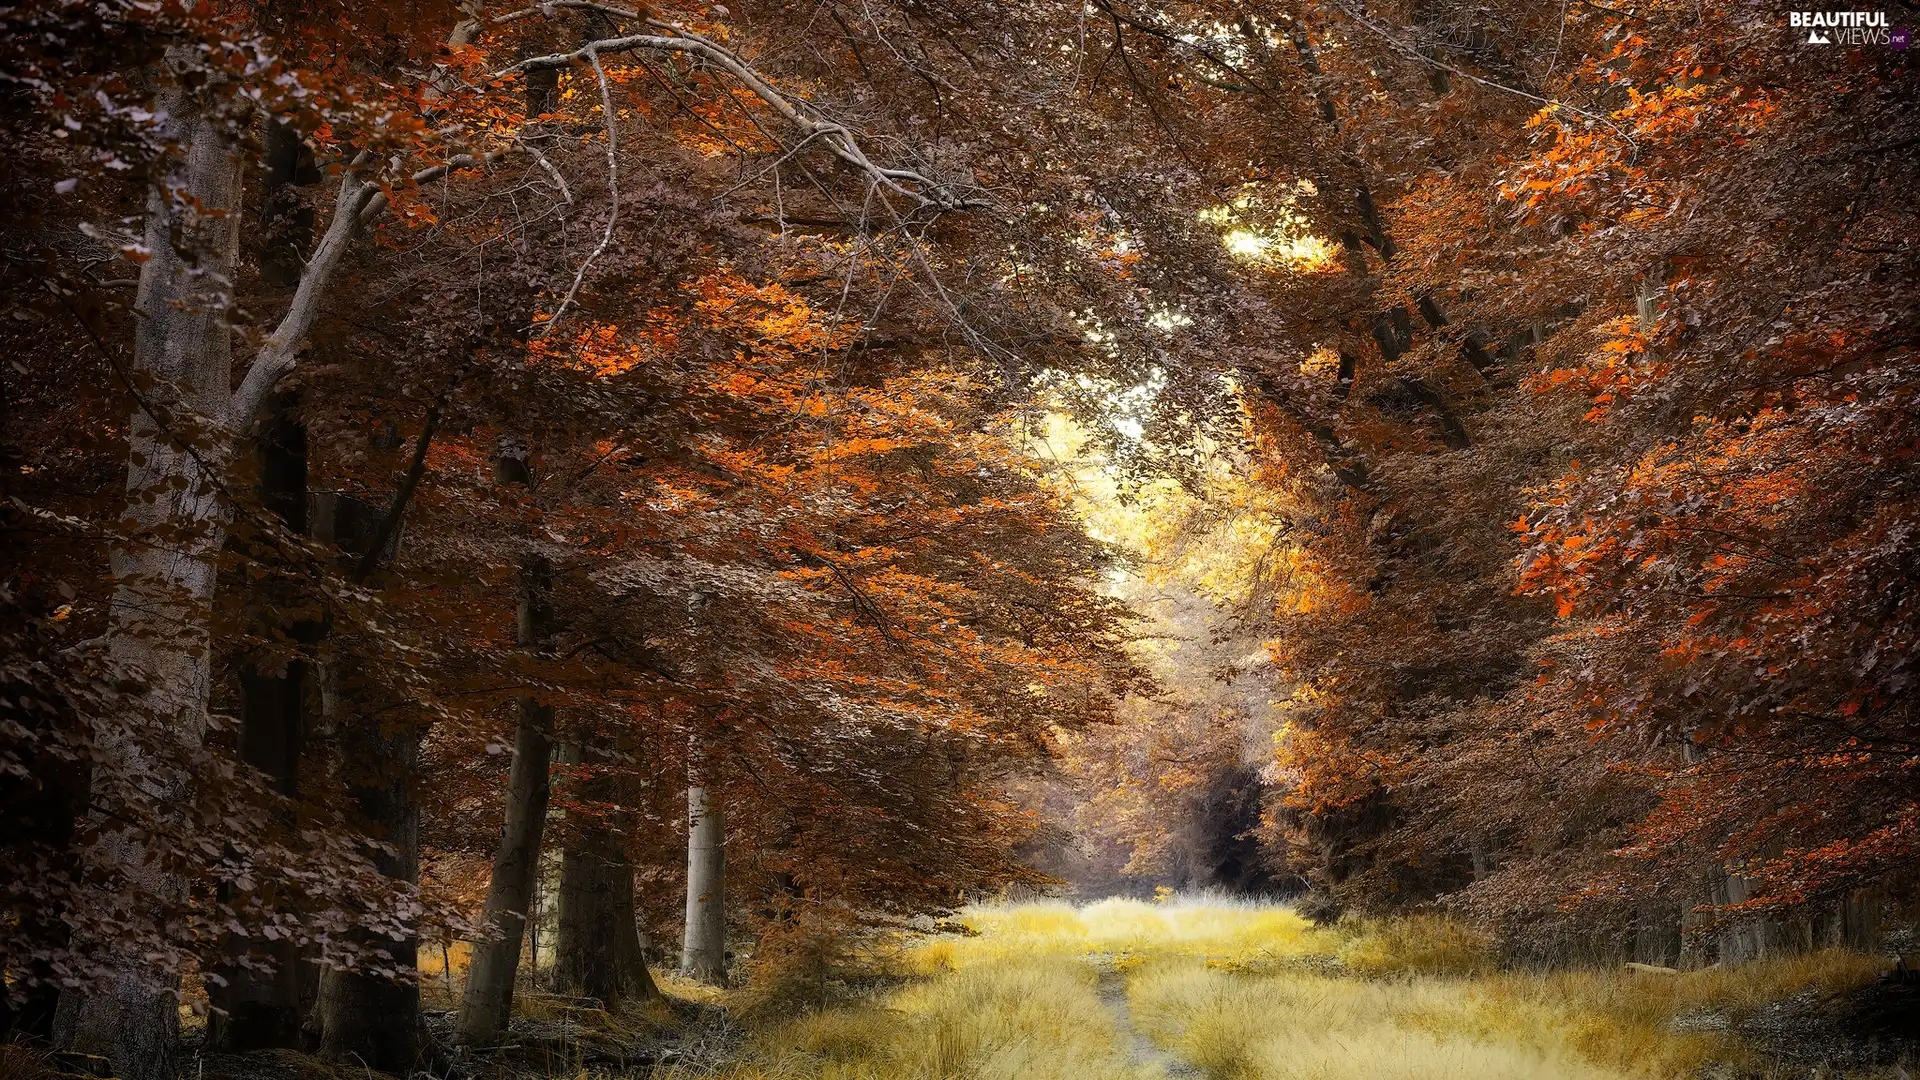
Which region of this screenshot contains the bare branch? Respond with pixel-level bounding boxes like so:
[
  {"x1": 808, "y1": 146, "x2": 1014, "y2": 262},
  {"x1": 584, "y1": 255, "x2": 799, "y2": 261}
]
[
  {"x1": 489, "y1": 25, "x2": 981, "y2": 211},
  {"x1": 541, "y1": 48, "x2": 620, "y2": 337},
  {"x1": 229, "y1": 159, "x2": 383, "y2": 426}
]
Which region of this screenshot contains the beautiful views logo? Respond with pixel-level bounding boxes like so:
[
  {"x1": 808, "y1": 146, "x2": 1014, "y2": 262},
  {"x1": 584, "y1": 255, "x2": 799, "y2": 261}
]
[{"x1": 1788, "y1": 10, "x2": 1895, "y2": 45}]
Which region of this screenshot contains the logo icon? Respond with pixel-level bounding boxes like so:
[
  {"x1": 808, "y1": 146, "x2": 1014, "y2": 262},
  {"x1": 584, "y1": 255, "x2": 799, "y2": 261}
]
[
  {"x1": 1893, "y1": 27, "x2": 1912, "y2": 49},
  {"x1": 1808, "y1": 27, "x2": 1832, "y2": 42}
]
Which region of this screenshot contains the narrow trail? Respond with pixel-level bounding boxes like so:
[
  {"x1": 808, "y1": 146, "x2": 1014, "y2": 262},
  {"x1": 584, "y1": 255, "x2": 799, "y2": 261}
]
[{"x1": 1096, "y1": 967, "x2": 1202, "y2": 1079}]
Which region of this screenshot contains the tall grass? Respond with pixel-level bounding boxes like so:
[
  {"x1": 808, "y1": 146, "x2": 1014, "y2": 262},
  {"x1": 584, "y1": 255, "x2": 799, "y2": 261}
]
[
  {"x1": 908, "y1": 895, "x2": 1333, "y2": 973},
  {"x1": 1330, "y1": 914, "x2": 1495, "y2": 977},
  {"x1": 678, "y1": 957, "x2": 1160, "y2": 1080},
  {"x1": 644, "y1": 899, "x2": 1892, "y2": 1080},
  {"x1": 1126, "y1": 943, "x2": 1889, "y2": 1080},
  {"x1": 1132, "y1": 961, "x2": 1642, "y2": 1080},
  {"x1": 1129, "y1": 962, "x2": 1696, "y2": 1079}
]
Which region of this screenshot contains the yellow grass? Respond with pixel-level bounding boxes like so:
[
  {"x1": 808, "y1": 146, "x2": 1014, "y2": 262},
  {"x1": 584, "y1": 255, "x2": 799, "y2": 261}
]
[
  {"x1": 1331, "y1": 913, "x2": 1496, "y2": 977},
  {"x1": 642, "y1": 899, "x2": 1893, "y2": 1080},
  {"x1": 908, "y1": 895, "x2": 1334, "y2": 972},
  {"x1": 1132, "y1": 962, "x2": 1641, "y2": 1080},
  {"x1": 1129, "y1": 962, "x2": 1698, "y2": 1079},
  {"x1": 678, "y1": 958, "x2": 1159, "y2": 1080}
]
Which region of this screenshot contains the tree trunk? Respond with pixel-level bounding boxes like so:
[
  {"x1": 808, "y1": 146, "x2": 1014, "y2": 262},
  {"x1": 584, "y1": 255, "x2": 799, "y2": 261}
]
[
  {"x1": 209, "y1": 392, "x2": 311, "y2": 1052},
  {"x1": 54, "y1": 79, "x2": 243, "y2": 1080},
  {"x1": 458, "y1": 441, "x2": 555, "y2": 1042},
  {"x1": 1717, "y1": 871, "x2": 1770, "y2": 965},
  {"x1": 1822, "y1": 889, "x2": 1883, "y2": 951},
  {"x1": 680, "y1": 761, "x2": 727, "y2": 984},
  {"x1": 1633, "y1": 902, "x2": 1682, "y2": 968},
  {"x1": 313, "y1": 505, "x2": 424, "y2": 1073},
  {"x1": 554, "y1": 744, "x2": 658, "y2": 1007},
  {"x1": 457, "y1": 703, "x2": 553, "y2": 1040}
]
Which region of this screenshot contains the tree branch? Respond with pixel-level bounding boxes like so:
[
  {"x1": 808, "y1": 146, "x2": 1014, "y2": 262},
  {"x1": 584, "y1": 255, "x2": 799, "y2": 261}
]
[
  {"x1": 541, "y1": 48, "x2": 620, "y2": 337},
  {"x1": 229, "y1": 158, "x2": 383, "y2": 427},
  {"x1": 1321, "y1": 0, "x2": 1639, "y2": 154},
  {"x1": 489, "y1": 23, "x2": 981, "y2": 211}
]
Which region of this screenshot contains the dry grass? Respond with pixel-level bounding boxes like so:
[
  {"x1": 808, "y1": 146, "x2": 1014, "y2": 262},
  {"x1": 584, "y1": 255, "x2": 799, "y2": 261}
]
[
  {"x1": 0, "y1": 1044, "x2": 53, "y2": 1080},
  {"x1": 1129, "y1": 963, "x2": 1652, "y2": 1080},
  {"x1": 664, "y1": 957, "x2": 1158, "y2": 1080},
  {"x1": 1128, "y1": 940, "x2": 1889, "y2": 1080},
  {"x1": 1330, "y1": 914, "x2": 1496, "y2": 977},
  {"x1": 906, "y1": 895, "x2": 1333, "y2": 973},
  {"x1": 632, "y1": 899, "x2": 1894, "y2": 1080},
  {"x1": 1471, "y1": 950, "x2": 1890, "y2": 1076}
]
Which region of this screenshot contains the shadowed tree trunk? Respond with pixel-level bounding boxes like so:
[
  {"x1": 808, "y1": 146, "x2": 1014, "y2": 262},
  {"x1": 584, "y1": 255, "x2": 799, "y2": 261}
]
[
  {"x1": 206, "y1": 118, "x2": 324, "y2": 1051},
  {"x1": 313, "y1": 673, "x2": 423, "y2": 1070},
  {"x1": 458, "y1": 439, "x2": 555, "y2": 1042},
  {"x1": 554, "y1": 738, "x2": 659, "y2": 1007},
  {"x1": 457, "y1": 704, "x2": 553, "y2": 1040},
  {"x1": 1823, "y1": 889, "x2": 1883, "y2": 951},
  {"x1": 209, "y1": 391, "x2": 312, "y2": 1052},
  {"x1": 1633, "y1": 903, "x2": 1682, "y2": 968},
  {"x1": 313, "y1": 495, "x2": 424, "y2": 1072},
  {"x1": 680, "y1": 743, "x2": 727, "y2": 984}
]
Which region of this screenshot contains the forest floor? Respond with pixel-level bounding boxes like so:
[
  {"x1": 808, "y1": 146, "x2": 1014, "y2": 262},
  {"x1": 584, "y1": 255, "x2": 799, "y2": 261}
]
[
  {"x1": 162, "y1": 899, "x2": 1920, "y2": 1080},
  {"x1": 645, "y1": 899, "x2": 1919, "y2": 1080}
]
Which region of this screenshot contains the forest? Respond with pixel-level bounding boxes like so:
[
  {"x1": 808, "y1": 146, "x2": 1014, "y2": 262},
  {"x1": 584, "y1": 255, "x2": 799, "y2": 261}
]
[{"x1": 0, "y1": 0, "x2": 1915, "y2": 1077}]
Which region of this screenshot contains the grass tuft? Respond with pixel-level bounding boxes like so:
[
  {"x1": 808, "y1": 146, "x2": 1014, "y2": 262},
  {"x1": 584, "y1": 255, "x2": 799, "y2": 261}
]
[
  {"x1": 1332, "y1": 914, "x2": 1497, "y2": 978},
  {"x1": 0, "y1": 1044, "x2": 52, "y2": 1080}
]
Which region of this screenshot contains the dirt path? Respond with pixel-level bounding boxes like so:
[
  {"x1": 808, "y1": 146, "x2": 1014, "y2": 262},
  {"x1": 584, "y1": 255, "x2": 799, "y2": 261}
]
[{"x1": 1096, "y1": 968, "x2": 1202, "y2": 1078}]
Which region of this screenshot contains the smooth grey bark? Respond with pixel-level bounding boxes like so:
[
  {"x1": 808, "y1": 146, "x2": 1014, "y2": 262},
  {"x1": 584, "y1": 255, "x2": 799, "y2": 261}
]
[
  {"x1": 458, "y1": 442, "x2": 555, "y2": 1043},
  {"x1": 1713, "y1": 869, "x2": 1787, "y2": 965},
  {"x1": 679, "y1": 756, "x2": 727, "y2": 984},
  {"x1": 58, "y1": 53, "x2": 386, "y2": 1080},
  {"x1": 52, "y1": 76, "x2": 243, "y2": 1080},
  {"x1": 1822, "y1": 889, "x2": 1883, "y2": 951}
]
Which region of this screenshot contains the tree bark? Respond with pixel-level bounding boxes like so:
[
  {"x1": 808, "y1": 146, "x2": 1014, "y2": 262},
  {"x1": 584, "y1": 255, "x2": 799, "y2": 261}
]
[
  {"x1": 1822, "y1": 889, "x2": 1883, "y2": 951},
  {"x1": 209, "y1": 392, "x2": 311, "y2": 1052},
  {"x1": 553, "y1": 740, "x2": 659, "y2": 1007},
  {"x1": 458, "y1": 441, "x2": 555, "y2": 1043},
  {"x1": 208, "y1": 122, "x2": 322, "y2": 1043},
  {"x1": 312, "y1": 673, "x2": 423, "y2": 1071},
  {"x1": 312, "y1": 495, "x2": 425, "y2": 1072},
  {"x1": 1716, "y1": 870, "x2": 1771, "y2": 965},
  {"x1": 54, "y1": 76, "x2": 243, "y2": 1080},
  {"x1": 1633, "y1": 902, "x2": 1682, "y2": 967},
  {"x1": 457, "y1": 702, "x2": 553, "y2": 1040},
  {"x1": 679, "y1": 756, "x2": 727, "y2": 984}
]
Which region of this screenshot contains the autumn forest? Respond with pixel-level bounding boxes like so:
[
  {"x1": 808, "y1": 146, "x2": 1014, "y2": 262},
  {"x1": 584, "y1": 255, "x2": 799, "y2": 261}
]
[{"x1": 2, "y1": 0, "x2": 1916, "y2": 1077}]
